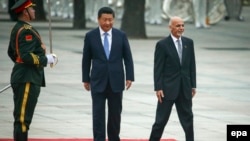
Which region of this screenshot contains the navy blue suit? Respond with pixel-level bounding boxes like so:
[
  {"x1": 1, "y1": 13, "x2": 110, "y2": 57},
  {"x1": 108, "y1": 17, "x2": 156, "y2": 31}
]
[{"x1": 82, "y1": 27, "x2": 134, "y2": 141}]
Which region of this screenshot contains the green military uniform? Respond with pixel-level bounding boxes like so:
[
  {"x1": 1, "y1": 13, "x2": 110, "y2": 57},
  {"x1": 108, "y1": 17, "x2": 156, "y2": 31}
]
[
  {"x1": 8, "y1": 20, "x2": 48, "y2": 140},
  {"x1": 7, "y1": 0, "x2": 48, "y2": 140},
  {"x1": 8, "y1": 21, "x2": 47, "y2": 85}
]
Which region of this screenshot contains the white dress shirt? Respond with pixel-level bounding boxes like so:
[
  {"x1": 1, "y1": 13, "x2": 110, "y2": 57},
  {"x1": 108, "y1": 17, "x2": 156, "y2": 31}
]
[
  {"x1": 99, "y1": 27, "x2": 112, "y2": 51},
  {"x1": 171, "y1": 34, "x2": 182, "y2": 52}
]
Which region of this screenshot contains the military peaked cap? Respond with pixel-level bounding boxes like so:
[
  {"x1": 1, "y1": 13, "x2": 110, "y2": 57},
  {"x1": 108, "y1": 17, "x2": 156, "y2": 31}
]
[{"x1": 11, "y1": 0, "x2": 36, "y2": 13}]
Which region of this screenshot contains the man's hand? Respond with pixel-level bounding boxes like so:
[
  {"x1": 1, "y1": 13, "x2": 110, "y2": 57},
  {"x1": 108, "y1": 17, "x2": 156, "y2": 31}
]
[
  {"x1": 126, "y1": 80, "x2": 132, "y2": 90},
  {"x1": 192, "y1": 88, "x2": 196, "y2": 98},
  {"x1": 83, "y1": 82, "x2": 90, "y2": 91},
  {"x1": 156, "y1": 90, "x2": 164, "y2": 103}
]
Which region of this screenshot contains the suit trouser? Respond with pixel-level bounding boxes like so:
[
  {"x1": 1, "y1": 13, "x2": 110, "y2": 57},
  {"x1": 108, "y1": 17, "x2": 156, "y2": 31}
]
[
  {"x1": 224, "y1": 0, "x2": 242, "y2": 18},
  {"x1": 149, "y1": 90, "x2": 194, "y2": 141},
  {"x1": 12, "y1": 82, "x2": 40, "y2": 141},
  {"x1": 91, "y1": 84, "x2": 123, "y2": 141}
]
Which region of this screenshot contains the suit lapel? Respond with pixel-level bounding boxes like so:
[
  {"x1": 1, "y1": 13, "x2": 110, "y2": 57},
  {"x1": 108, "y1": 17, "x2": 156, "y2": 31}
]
[
  {"x1": 109, "y1": 29, "x2": 114, "y2": 58},
  {"x1": 181, "y1": 38, "x2": 188, "y2": 65},
  {"x1": 168, "y1": 36, "x2": 181, "y2": 65},
  {"x1": 96, "y1": 28, "x2": 108, "y2": 60}
]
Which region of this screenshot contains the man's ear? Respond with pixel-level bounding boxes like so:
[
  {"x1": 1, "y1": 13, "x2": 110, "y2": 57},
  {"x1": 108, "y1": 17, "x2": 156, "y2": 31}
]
[
  {"x1": 22, "y1": 9, "x2": 27, "y2": 15},
  {"x1": 24, "y1": 8, "x2": 30, "y2": 15}
]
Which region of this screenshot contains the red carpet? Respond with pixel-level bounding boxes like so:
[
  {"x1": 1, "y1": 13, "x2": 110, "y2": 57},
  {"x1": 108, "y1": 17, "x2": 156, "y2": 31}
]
[{"x1": 0, "y1": 138, "x2": 176, "y2": 141}]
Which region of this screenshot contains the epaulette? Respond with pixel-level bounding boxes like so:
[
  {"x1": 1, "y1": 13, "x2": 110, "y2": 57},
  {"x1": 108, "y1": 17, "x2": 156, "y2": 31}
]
[{"x1": 23, "y1": 24, "x2": 32, "y2": 29}]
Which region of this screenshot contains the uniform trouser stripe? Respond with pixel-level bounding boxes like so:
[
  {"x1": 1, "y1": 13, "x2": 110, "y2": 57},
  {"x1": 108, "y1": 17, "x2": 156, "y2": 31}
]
[{"x1": 20, "y1": 82, "x2": 30, "y2": 132}]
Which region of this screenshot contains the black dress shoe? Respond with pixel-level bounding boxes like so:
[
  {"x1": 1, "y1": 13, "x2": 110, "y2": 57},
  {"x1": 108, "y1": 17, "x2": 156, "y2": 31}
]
[
  {"x1": 14, "y1": 132, "x2": 27, "y2": 141},
  {"x1": 224, "y1": 16, "x2": 230, "y2": 21}
]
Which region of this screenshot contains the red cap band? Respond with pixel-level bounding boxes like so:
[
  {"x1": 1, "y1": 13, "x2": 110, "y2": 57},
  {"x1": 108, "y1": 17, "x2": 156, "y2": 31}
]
[{"x1": 14, "y1": 0, "x2": 33, "y2": 13}]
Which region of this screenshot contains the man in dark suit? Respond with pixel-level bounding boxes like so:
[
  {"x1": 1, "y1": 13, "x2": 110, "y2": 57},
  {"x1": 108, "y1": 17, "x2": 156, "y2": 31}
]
[
  {"x1": 82, "y1": 7, "x2": 134, "y2": 141},
  {"x1": 224, "y1": 0, "x2": 244, "y2": 21},
  {"x1": 149, "y1": 16, "x2": 196, "y2": 141}
]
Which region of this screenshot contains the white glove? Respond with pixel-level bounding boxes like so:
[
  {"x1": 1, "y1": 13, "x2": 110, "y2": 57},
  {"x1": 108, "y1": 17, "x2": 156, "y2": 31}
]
[
  {"x1": 46, "y1": 54, "x2": 54, "y2": 64},
  {"x1": 46, "y1": 54, "x2": 58, "y2": 67}
]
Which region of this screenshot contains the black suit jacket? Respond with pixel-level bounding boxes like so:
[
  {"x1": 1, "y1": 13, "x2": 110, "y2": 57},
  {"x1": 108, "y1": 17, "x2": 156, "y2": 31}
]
[
  {"x1": 154, "y1": 35, "x2": 196, "y2": 100},
  {"x1": 82, "y1": 27, "x2": 134, "y2": 93}
]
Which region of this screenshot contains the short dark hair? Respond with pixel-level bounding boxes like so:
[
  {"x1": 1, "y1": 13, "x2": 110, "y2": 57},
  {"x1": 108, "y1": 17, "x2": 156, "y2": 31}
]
[{"x1": 98, "y1": 7, "x2": 115, "y2": 18}]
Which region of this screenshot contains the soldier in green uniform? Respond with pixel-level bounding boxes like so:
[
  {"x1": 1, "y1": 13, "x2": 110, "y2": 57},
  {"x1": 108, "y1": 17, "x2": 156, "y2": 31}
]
[{"x1": 7, "y1": 0, "x2": 57, "y2": 140}]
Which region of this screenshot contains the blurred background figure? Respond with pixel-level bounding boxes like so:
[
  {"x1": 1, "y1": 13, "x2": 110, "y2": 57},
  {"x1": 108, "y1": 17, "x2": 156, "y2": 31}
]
[
  {"x1": 7, "y1": 0, "x2": 17, "y2": 21},
  {"x1": 0, "y1": 0, "x2": 7, "y2": 12},
  {"x1": 224, "y1": 0, "x2": 244, "y2": 21},
  {"x1": 3, "y1": 0, "x2": 229, "y2": 25},
  {"x1": 48, "y1": 0, "x2": 62, "y2": 17},
  {"x1": 206, "y1": 0, "x2": 226, "y2": 25},
  {"x1": 43, "y1": 0, "x2": 73, "y2": 19},
  {"x1": 108, "y1": 0, "x2": 124, "y2": 20},
  {"x1": 162, "y1": 0, "x2": 225, "y2": 25},
  {"x1": 61, "y1": 0, "x2": 74, "y2": 19},
  {"x1": 146, "y1": 0, "x2": 163, "y2": 25},
  {"x1": 192, "y1": 0, "x2": 210, "y2": 28},
  {"x1": 86, "y1": 0, "x2": 109, "y2": 23},
  {"x1": 162, "y1": 0, "x2": 193, "y2": 22},
  {"x1": 85, "y1": 0, "x2": 95, "y2": 21}
]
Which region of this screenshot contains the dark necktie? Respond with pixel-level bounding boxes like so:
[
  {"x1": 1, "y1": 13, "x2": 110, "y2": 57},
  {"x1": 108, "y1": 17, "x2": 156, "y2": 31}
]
[
  {"x1": 104, "y1": 32, "x2": 109, "y2": 59},
  {"x1": 177, "y1": 39, "x2": 182, "y2": 64}
]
